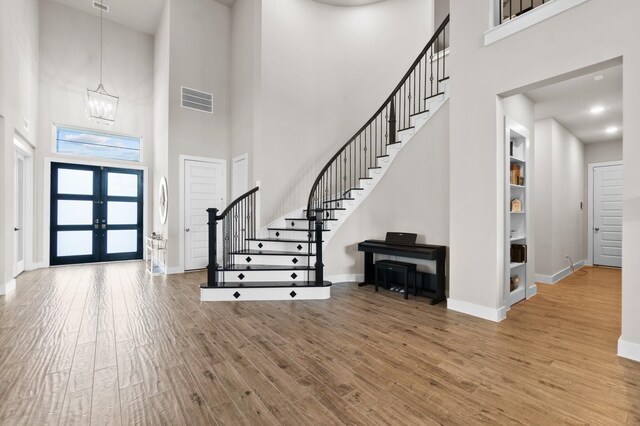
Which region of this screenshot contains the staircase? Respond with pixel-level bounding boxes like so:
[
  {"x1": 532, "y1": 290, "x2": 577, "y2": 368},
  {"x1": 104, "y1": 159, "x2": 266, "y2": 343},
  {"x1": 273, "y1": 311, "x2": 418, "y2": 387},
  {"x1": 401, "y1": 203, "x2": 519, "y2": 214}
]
[{"x1": 201, "y1": 15, "x2": 450, "y2": 302}]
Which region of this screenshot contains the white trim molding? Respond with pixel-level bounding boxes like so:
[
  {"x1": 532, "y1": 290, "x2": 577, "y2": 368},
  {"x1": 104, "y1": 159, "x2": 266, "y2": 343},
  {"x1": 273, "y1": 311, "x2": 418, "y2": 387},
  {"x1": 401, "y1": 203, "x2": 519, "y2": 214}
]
[
  {"x1": 618, "y1": 337, "x2": 640, "y2": 363},
  {"x1": 325, "y1": 274, "x2": 364, "y2": 284},
  {"x1": 447, "y1": 298, "x2": 507, "y2": 322},
  {"x1": 1, "y1": 279, "x2": 16, "y2": 295},
  {"x1": 485, "y1": 0, "x2": 590, "y2": 46},
  {"x1": 535, "y1": 259, "x2": 585, "y2": 284}
]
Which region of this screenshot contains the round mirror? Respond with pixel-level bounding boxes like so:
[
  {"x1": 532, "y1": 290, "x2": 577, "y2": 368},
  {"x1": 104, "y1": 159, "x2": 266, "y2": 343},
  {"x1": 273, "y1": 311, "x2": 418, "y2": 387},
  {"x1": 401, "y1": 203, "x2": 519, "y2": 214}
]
[{"x1": 159, "y1": 177, "x2": 168, "y2": 225}]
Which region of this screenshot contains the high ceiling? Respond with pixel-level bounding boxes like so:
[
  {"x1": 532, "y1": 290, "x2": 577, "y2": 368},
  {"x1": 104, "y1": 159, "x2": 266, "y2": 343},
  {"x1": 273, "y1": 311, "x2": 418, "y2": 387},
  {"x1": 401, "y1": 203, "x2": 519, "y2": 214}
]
[
  {"x1": 50, "y1": 0, "x2": 237, "y2": 35},
  {"x1": 311, "y1": 0, "x2": 385, "y2": 5},
  {"x1": 524, "y1": 65, "x2": 623, "y2": 144}
]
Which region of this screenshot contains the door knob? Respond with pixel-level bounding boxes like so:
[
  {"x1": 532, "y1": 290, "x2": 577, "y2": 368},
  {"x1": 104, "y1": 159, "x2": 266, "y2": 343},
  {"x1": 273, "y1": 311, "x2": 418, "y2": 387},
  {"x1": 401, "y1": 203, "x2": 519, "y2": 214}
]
[
  {"x1": 185, "y1": 228, "x2": 190, "y2": 232},
  {"x1": 14, "y1": 227, "x2": 20, "y2": 231},
  {"x1": 595, "y1": 227, "x2": 600, "y2": 231}
]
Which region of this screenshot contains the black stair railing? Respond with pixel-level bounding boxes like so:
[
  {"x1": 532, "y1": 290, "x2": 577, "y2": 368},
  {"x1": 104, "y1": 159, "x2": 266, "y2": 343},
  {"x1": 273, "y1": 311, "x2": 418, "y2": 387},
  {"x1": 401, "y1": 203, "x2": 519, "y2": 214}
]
[
  {"x1": 203, "y1": 186, "x2": 259, "y2": 288},
  {"x1": 501, "y1": 0, "x2": 547, "y2": 23},
  {"x1": 305, "y1": 15, "x2": 450, "y2": 222}
]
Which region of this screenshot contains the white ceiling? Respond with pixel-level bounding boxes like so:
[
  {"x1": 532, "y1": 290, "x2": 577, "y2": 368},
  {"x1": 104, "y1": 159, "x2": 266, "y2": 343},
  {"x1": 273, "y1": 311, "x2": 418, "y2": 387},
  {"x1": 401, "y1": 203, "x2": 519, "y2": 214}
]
[
  {"x1": 311, "y1": 0, "x2": 385, "y2": 5},
  {"x1": 50, "y1": 0, "x2": 237, "y2": 35},
  {"x1": 524, "y1": 65, "x2": 623, "y2": 144}
]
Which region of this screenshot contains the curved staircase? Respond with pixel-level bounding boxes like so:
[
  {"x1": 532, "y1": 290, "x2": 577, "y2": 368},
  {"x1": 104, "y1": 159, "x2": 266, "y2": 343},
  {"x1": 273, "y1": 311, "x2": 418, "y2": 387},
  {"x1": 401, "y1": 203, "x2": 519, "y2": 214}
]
[{"x1": 201, "y1": 15, "x2": 450, "y2": 302}]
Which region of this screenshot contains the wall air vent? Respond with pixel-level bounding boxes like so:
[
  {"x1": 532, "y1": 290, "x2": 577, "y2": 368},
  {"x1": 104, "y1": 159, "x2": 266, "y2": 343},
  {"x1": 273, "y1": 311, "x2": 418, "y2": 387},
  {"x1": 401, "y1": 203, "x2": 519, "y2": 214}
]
[
  {"x1": 93, "y1": 1, "x2": 109, "y2": 12},
  {"x1": 181, "y1": 87, "x2": 214, "y2": 114}
]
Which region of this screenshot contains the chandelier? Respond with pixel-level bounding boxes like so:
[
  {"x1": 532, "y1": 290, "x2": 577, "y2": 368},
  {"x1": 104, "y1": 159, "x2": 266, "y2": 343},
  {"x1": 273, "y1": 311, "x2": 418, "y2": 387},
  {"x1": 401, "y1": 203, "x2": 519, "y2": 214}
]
[{"x1": 85, "y1": 2, "x2": 118, "y2": 125}]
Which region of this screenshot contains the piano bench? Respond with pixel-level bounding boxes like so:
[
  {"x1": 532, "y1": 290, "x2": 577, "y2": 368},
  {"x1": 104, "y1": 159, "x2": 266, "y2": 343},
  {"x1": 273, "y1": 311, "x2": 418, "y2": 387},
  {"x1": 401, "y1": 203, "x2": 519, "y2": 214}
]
[{"x1": 374, "y1": 260, "x2": 417, "y2": 300}]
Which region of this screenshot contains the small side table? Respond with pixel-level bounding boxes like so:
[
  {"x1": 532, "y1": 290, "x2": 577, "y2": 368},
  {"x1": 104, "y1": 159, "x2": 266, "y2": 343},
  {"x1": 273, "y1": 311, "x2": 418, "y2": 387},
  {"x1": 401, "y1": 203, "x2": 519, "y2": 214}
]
[{"x1": 145, "y1": 237, "x2": 167, "y2": 275}]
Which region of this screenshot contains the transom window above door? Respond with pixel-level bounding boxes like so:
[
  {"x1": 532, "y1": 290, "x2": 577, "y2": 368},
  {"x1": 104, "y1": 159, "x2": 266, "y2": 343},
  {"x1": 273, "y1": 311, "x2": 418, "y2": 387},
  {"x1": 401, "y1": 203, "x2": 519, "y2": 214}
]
[{"x1": 55, "y1": 126, "x2": 141, "y2": 162}]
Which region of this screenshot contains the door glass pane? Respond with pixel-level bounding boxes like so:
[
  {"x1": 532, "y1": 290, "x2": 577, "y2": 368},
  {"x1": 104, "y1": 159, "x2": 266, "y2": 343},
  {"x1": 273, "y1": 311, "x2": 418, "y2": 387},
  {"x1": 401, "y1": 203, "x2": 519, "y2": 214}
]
[
  {"x1": 58, "y1": 169, "x2": 93, "y2": 195},
  {"x1": 108, "y1": 173, "x2": 138, "y2": 197},
  {"x1": 107, "y1": 230, "x2": 137, "y2": 254},
  {"x1": 107, "y1": 202, "x2": 138, "y2": 225},
  {"x1": 58, "y1": 200, "x2": 93, "y2": 225},
  {"x1": 57, "y1": 231, "x2": 93, "y2": 256}
]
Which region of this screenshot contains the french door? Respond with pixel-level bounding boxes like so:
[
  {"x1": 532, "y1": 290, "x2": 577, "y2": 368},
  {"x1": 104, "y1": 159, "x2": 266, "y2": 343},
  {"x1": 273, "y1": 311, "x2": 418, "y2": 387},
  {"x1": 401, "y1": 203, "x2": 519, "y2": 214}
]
[{"x1": 50, "y1": 162, "x2": 143, "y2": 266}]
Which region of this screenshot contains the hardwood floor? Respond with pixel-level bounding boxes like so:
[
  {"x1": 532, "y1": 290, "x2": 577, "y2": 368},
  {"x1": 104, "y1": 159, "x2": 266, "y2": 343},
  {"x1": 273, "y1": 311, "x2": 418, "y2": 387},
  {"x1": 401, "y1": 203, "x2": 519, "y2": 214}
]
[{"x1": 0, "y1": 263, "x2": 638, "y2": 425}]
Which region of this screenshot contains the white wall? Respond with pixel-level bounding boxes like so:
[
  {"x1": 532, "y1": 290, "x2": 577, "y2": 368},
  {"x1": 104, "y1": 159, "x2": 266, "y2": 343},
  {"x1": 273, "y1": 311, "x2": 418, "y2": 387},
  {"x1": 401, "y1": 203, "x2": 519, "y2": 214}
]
[
  {"x1": 37, "y1": 0, "x2": 155, "y2": 266},
  {"x1": 448, "y1": 0, "x2": 640, "y2": 356},
  {"x1": 153, "y1": 0, "x2": 171, "y2": 238},
  {"x1": 164, "y1": 0, "x2": 231, "y2": 271},
  {"x1": 325, "y1": 101, "x2": 450, "y2": 280},
  {"x1": 0, "y1": 0, "x2": 39, "y2": 288},
  {"x1": 230, "y1": 0, "x2": 260, "y2": 186},
  {"x1": 256, "y1": 0, "x2": 434, "y2": 225},
  {"x1": 533, "y1": 118, "x2": 585, "y2": 279}
]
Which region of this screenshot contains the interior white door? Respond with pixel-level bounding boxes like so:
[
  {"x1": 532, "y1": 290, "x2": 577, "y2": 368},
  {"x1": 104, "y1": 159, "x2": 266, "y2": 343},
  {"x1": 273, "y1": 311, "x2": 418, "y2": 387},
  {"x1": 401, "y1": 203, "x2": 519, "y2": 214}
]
[
  {"x1": 184, "y1": 159, "x2": 226, "y2": 271},
  {"x1": 232, "y1": 154, "x2": 248, "y2": 199},
  {"x1": 14, "y1": 150, "x2": 26, "y2": 276},
  {"x1": 593, "y1": 164, "x2": 623, "y2": 267}
]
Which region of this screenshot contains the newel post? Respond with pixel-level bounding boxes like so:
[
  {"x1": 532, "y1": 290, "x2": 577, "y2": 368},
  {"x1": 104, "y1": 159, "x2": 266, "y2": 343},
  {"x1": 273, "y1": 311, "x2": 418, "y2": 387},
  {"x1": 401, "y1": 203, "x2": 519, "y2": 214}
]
[
  {"x1": 314, "y1": 209, "x2": 324, "y2": 286},
  {"x1": 205, "y1": 208, "x2": 219, "y2": 288}
]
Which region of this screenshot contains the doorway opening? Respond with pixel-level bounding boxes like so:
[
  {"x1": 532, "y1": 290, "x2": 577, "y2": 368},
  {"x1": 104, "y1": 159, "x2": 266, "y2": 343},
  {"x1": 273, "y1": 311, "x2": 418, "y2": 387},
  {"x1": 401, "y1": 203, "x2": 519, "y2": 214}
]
[
  {"x1": 13, "y1": 136, "x2": 34, "y2": 277},
  {"x1": 49, "y1": 162, "x2": 144, "y2": 266}
]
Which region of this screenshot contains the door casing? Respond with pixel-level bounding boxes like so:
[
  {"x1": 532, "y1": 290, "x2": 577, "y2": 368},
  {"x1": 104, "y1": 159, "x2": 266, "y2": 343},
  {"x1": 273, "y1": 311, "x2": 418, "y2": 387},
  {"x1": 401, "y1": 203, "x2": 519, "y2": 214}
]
[
  {"x1": 587, "y1": 160, "x2": 623, "y2": 266},
  {"x1": 13, "y1": 136, "x2": 34, "y2": 276},
  {"x1": 179, "y1": 155, "x2": 227, "y2": 274}
]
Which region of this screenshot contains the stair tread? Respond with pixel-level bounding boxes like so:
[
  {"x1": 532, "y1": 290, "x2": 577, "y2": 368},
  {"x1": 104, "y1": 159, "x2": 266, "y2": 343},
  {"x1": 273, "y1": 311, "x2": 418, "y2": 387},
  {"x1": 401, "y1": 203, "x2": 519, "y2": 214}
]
[
  {"x1": 231, "y1": 249, "x2": 314, "y2": 257},
  {"x1": 247, "y1": 238, "x2": 323, "y2": 243},
  {"x1": 210, "y1": 281, "x2": 332, "y2": 288},
  {"x1": 268, "y1": 227, "x2": 330, "y2": 232},
  {"x1": 222, "y1": 264, "x2": 315, "y2": 271},
  {"x1": 286, "y1": 217, "x2": 338, "y2": 221},
  {"x1": 322, "y1": 197, "x2": 355, "y2": 203},
  {"x1": 425, "y1": 91, "x2": 445, "y2": 100}
]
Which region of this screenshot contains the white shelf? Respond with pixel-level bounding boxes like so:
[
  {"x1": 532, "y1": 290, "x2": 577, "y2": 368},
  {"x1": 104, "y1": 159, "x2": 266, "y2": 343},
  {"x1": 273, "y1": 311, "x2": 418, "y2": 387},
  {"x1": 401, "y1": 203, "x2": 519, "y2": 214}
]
[
  {"x1": 510, "y1": 262, "x2": 525, "y2": 269},
  {"x1": 510, "y1": 156, "x2": 525, "y2": 164},
  {"x1": 510, "y1": 236, "x2": 526, "y2": 242},
  {"x1": 510, "y1": 184, "x2": 525, "y2": 189},
  {"x1": 510, "y1": 211, "x2": 525, "y2": 214}
]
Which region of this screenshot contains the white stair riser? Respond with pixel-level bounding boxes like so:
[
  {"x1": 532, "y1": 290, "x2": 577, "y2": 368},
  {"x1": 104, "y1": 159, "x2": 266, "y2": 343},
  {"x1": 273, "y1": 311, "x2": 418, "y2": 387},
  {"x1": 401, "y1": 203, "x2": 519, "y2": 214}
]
[
  {"x1": 232, "y1": 254, "x2": 315, "y2": 266},
  {"x1": 268, "y1": 229, "x2": 324, "y2": 240},
  {"x1": 249, "y1": 240, "x2": 314, "y2": 253},
  {"x1": 222, "y1": 270, "x2": 315, "y2": 282},
  {"x1": 410, "y1": 111, "x2": 430, "y2": 127},
  {"x1": 284, "y1": 219, "x2": 314, "y2": 230},
  {"x1": 201, "y1": 285, "x2": 330, "y2": 302}
]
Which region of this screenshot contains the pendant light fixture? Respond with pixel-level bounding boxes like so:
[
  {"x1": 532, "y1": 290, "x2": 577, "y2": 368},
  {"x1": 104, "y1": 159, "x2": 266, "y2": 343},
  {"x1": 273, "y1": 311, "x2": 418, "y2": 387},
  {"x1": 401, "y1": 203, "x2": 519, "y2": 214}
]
[{"x1": 85, "y1": 1, "x2": 118, "y2": 125}]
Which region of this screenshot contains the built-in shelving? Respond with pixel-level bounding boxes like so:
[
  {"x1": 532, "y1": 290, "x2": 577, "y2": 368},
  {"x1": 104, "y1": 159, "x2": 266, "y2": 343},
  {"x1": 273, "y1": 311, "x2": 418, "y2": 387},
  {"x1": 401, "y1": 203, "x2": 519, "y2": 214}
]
[{"x1": 505, "y1": 117, "x2": 533, "y2": 308}]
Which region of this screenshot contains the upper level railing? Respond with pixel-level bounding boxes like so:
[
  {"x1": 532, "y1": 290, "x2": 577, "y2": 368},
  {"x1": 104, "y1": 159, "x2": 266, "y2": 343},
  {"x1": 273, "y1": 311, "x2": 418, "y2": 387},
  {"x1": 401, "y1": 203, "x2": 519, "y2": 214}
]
[
  {"x1": 306, "y1": 15, "x2": 450, "y2": 220},
  {"x1": 500, "y1": 0, "x2": 548, "y2": 23},
  {"x1": 204, "y1": 186, "x2": 259, "y2": 287}
]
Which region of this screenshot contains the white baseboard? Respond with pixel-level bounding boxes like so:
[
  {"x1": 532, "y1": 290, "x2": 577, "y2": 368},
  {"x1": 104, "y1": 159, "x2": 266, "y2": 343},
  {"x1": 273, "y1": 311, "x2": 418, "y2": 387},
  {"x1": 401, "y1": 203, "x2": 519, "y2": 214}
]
[
  {"x1": 535, "y1": 259, "x2": 585, "y2": 285},
  {"x1": 166, "y1": 266, "x2": 185, "y2": 275},
  {"x1": 527, "y1": 284, "x2": 537, "y2": 298},
  {"x1": 618, "y1": 337, "x2": 640, "y2": 363},
  {"x1": 447, "y1": 298, "x2": 507, "y2": 322},
  {"x1": 325, "y1": 273, "x2": 364, "y2": 284},
  {"x1": 33, "y1": 262, "x2": 48, "y2": 270},
  {"x1": 1, "y1": 279, "x2": 16, "y2": 295}
]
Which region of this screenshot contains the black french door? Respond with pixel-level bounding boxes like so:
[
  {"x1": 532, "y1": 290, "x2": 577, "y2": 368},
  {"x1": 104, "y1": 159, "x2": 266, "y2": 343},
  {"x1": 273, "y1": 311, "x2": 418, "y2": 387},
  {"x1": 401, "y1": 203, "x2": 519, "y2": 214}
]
[{"x1": 50, "y1": 162, "x2": 143, "y2": 266}]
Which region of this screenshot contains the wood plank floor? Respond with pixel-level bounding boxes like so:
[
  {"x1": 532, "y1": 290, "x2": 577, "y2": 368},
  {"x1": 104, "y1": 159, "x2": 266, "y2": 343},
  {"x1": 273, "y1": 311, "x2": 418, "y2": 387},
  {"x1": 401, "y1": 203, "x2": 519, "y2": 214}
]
[{"x1": 0, "y1": 263, "x2": 638, "y2": 425}]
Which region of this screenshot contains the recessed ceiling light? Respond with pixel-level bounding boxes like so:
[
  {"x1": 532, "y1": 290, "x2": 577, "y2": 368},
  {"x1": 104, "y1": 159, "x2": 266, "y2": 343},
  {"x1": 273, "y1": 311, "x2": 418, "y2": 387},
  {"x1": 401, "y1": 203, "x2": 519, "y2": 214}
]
[
  {"x1": 606, "y1": 126, "x2": 619, "y2": 134},
  {"x1": 590, "y1": 106, "x2": 605, "y2": 115},
  {"x1": 594, "y1": 74, "x2": 604, "y2": 81}
]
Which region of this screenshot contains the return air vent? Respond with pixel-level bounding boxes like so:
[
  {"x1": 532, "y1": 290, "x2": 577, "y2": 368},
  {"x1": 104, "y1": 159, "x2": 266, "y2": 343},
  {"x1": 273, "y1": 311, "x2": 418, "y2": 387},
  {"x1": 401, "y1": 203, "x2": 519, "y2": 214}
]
[
  {"x1": 181, "y1": 87, "x2": 214, "y2": 114},
  {"x1": 93, "y1": 1, "x2": 109, "y2": 12}
]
